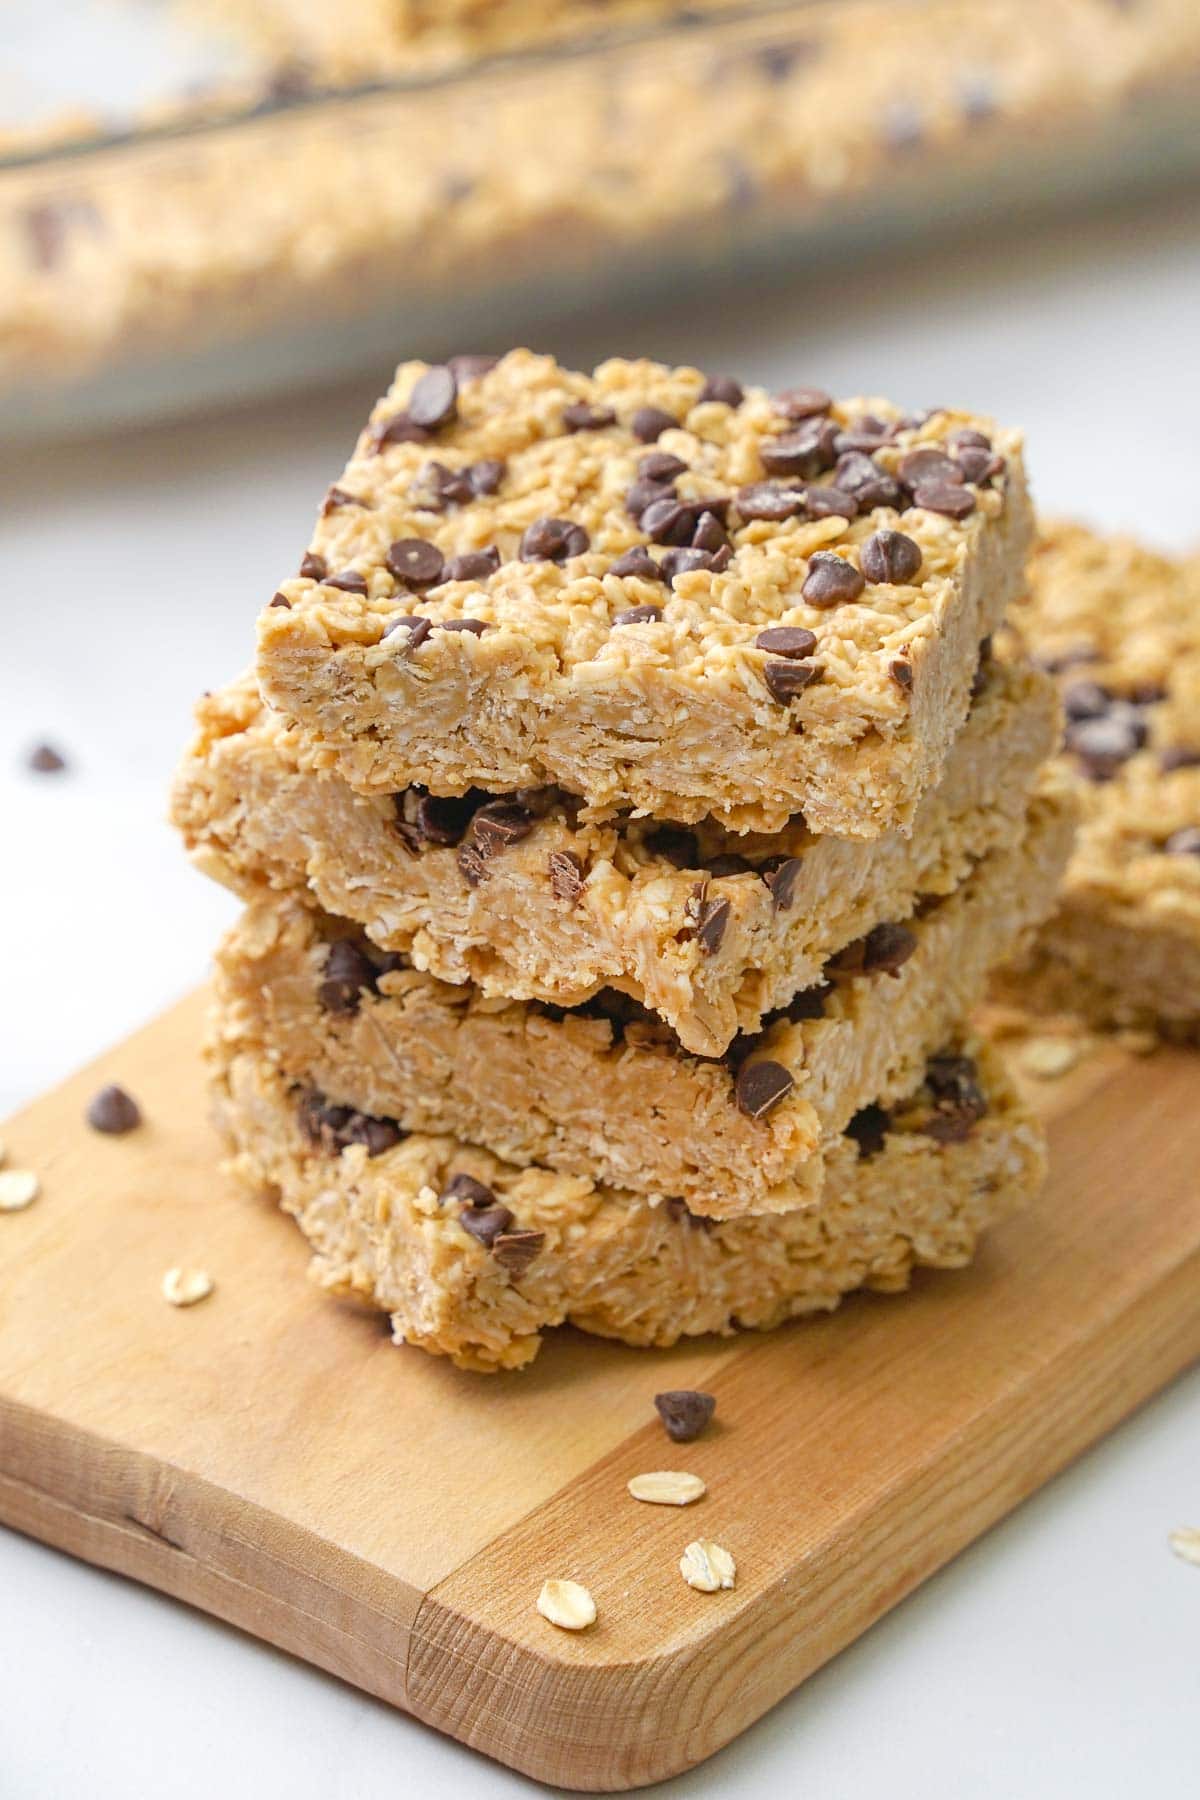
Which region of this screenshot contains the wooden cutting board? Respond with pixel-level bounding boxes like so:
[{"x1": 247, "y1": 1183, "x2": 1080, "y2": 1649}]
[{"x1": 2, "y1": 992, "x2": 1198, "y2": 1791}]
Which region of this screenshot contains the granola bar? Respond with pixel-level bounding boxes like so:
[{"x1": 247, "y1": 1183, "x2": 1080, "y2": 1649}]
[
  {"x1": 256, "y1": 350, "x2": 1032, "y2": 836},
  {"x1": 210, "y1": 792, "x2": 1070, "y2": 1218},
  {"x1": 995, "y1": 523, "x2": 1200, "y2": 1038},
  {"x1": 173, "y1": 656, "x2": 1057, "y2": 1056},
  {"x1": 213, "y1": 1030, "x2": 1046, "y2": 1371}
]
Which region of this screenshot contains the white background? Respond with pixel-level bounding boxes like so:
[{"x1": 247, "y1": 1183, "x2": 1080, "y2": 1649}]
[{"x1": 3, "y1": 190, "x2": 1200, "y2": 1796}]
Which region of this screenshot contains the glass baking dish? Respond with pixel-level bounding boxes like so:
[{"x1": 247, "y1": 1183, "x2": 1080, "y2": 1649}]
[{"x1": 4, "y1": 0, "x2": 1200, "y2": 440}]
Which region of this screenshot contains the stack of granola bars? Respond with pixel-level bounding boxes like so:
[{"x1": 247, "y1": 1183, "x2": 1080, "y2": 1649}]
[{"x1": 172, "y1": 350, "x2": 1071, "y2": 1370}]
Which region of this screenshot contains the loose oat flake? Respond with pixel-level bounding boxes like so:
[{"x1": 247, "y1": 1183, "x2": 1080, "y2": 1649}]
[
  {"x1": 628, "y1": 1470, "x2": 707, "y2": 1506},
  {"x1": 536, "y1": 1579, "x2": 597, "y2": 1630},
  {"x1": 680, "y1": 1539, "x2": 737, "y2": 1592},
  {"x1": 0, "y1": 1169, "x2": 40, "y2": 1212},
  {"x1": 1168, "y1": 1527, "x2": 1200, "y2": 1567},
  {"x1": 162, "y1": 1266, "x2": 215, "y2": 1307}
]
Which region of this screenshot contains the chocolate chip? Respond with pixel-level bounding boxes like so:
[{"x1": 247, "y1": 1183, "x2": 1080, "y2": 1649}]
[
  {"x1": 955, "y1": 447, "x2": 1004, "y2": 485},
  {"x1": 371, "y1": 413, "x2": 430, "y2": 450},
  {"x1": 654, "y1": 1390, "x2": 716, "y2": 1443},
  {"x1": 469, "y1": 458, "x2": 506, "y2": 496},
  {"x1": 763, "y1": 660, "x2": 819, "y2": 702},
  {"x1": 802, "y1": 552, "x2": 865, "y2": 608},
  {"x1": 760, "y1": 419, "x2": 839, "y2": 479},
  {"x1": 448, "y1": 353, "x2": 498, "y2": 383},
  {"x1": 774, "y1": 386, "x2": 832, "y2": 420},
  {"x1": 639, "y1": 451, "x2": 688, "y2": 482},
  {"x1": 321, "y1": 485, "x2": 361, "y2": 514},
  {"x1": 457, "y1": 845, "x2": 488, "y2": 886},
  {"x1": 631, "y1": 405, "x2": 677, "y2": 443},
  {"x1": 889, "y1": 655, "x2": 914, "y2": 690},
  {"x1": 639, "y1": 496, "x2": 696, "y2": 544},
  {"x1": 755, "y1": 626, "x2": 817, "y2": 658},
  {"x1": 408, "y1": 790, "x2": 480, "y2": 846},
  {"x1": 442, "y1": 547, "x2": 501, "y2": 583},
  {"x1": 299, "y1": 551, "x2": 327, "y2": 580},
  {"x1": 298, "y1": 1091, "x2": 403, "y2": 1157},
  {"x1": 470, "y1": 801, "x2": 534, "y2": 856},
  {"x1": 833, "y1": 452, "x2": 902, "y2": 510},
  {"x1": 695, "y1": 895, "x2": 731, "y2": 954},
  {"x1": 626, "y1": 477, "x2": 673, "y2": 521},
  {"x1": 645, "y1": 825, "x2": 699, "y2": 867},
  {"x1": 609, "y1": 546, "x2": 663, "y2": 581},
  {"x1": 268, "y1": 594, "x2": 291, "y2": 608},
  {"x1": 27, "y1": 743, "x2": 66, "y2": 773},
  {"x1": 319, "y1": 938, "x2": 378, "y2": 1015},
  {"x1": 736, "y1": 1059, "x2": 795, "y2": 1119},
  {"x1": 660, "y1": 546, "x2": 722, "y2": 584},
  {"x1": 782, "y1": 981, "x2": 832, "y2": 1022},
  {"x1": 1066, "y1": 708, "x2": 1146, "y2": 779},
  {"x1": 562, "y1": 400, "x2": 616, "y2": 432},
  {"x1": 492, "y1": 1229, "x2": 545, "y2": 1277},
  {"x1": 1165, "y1": 827, "x2": 1200, "y2": 857},
  {"x1": 614, "y1": 603, "x2": 663, "y2": 624},
  {"x1": 830, "y1": 921, "x2": 917, "y2": 978},
  {"x1": 735, "y1": 481, "x2": 808, "y2": 522},
  {"x1": 861, "y1": 529, "x2": 923, "y2": 585},
  {"x1": 86, "y1": 1083, "x2": 142, "y2": 1134},
  {"x1": 1062, "y1": 680, "x2": 1111, "y2": 722},
  {"x1": 520, "y1": 517, "x2": 590, "y2": 562},
  {"x1": 699, "y1": 375, "x2": 744, "y2": 407},
  {"x1": 441, "y1": 1171, "x2": 497, "y2": 1208},
  {"x1": 1161, "y1": 746, "x2": 1200, "y2": 772},
  {"x1": 386, "y1": 538, "x2": 445, "y2": 588},
  {"x1": 921, "y1": 1052, "x2": 987, "y2": 1143},
  {"x1": 346, "y1": 1115, "x2": 403, "y2": 1157},
  {"x1": 460, "y1": 1202, "x2": 516, "y2": 1248},
  {"x1": 761, "y1": 855, "x2": 804, "y2": 911},
  {"x1": 325, "y1": 569, "x2": 368, "y2": 594},
  {"x1": 691, "y1": 510, "x2": 729, "y2": 552},
  {"x1": 407, "y1": 365, "x2": 458, "y2": 430},
  {"x1": 911, "y1": 480, "x2": 975, "y2": 518},
  {"x1": 548, "y1": 849, "x2": 585, "y2": 901},
  {"x1": 897, "y1": 448, "x2": 962, "y2": 489},
  {"x1": 412, "y1": 461, "x2": 473, "y2": 511},
  {"x1": 845, "y1": 1103, "x2": 890, "y2": 1158},
  {"x1": 804, "y1": 484, "x2": 859, "y2": 521},
  {"x1": 437, "y1": 618, "x2": 490, "y2": 635},
  {"x1": 383, "y1": 614, "x2": 432, "y2": 652}
]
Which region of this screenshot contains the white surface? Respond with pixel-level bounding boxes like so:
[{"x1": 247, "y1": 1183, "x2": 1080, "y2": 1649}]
[{"x1": 3, "y1": 191, "x2": 1200, "y2": 1798}]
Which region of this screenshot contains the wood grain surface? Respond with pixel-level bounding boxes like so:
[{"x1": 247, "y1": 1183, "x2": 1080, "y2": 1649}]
[{"x1": 1, "y1": 994, "x2": 1197, "y2": 1790}]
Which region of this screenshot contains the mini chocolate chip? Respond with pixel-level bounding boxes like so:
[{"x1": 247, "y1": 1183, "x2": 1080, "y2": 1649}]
[
  {"x1": 383, "y1": 614, "x2": 432, "y2": 652},
  {"x1": 548, "y1": 849, "x2": 585, "y2": 901},
  {"x1": 861, "y1": 529, "x2": 923, "y2": 584},
  {"x1": 774, "y1": 386, "x2": 832, "y2": 420},
  {"x1": 804, "y1": 484, "x2": 860, "y2": 521},
  {"x1": 736, "y1": 1059, "x2": 795, "y2": 1119},
  {"x1": 654, "y1": 1390, "x2": 716, "y2": 1443},
  {"x1": 1161, "y1": 746, "x2": 1200, "y2": 772},
  {"x1": 437, "y1": 617, "x2": 490, "y2": 635},
  {"x1": 735, "y1": 481, "x2": 808, "y2": 522},
  {"x1": 86, "y1": 1083, "x2": 141, "y2": 1134},
  {"x1": 830, "y1": 920, "x2": 917, "y2": 977},
  {"x1": 889, "y1": 656, "x2": 914, "y2": 690},
  {"x1": 1165, "y1": 827, "x2": 1200, "y2": 856},
  {"x1": 27, "y1": 743, "x2": 66, "y2": 773},
  {"x1": 834, "y1": 451, "x2": 902, "y2": 509},
  {"x1": 371, "y1": 412, "x2": 430, "y2": 450},
  {"x1": 321, "y1": 485, "x2": 361, "y2": 514},
  {"x1": 802, "y1": 552, "x2": 865, "y2": 607},
  {"x1": 299, "y1": 551, "x2": 327, "y2": 580},
  {"x1": 763, "y1": 660, "x2": 819, "y2": 702},
  {"x1": 442, "y1": 1172, "x2": 498, "y2": 1208},
  {"x1": 269, "y1": 594, "x2": 291, "y2": 608},
  {"x1": 447, "y1": 353, "x2": 498, "y2": 382},
  {"x1": 609, "y1": 546, "x2": 663, "y2": 581},
  {"x1": 695, "y1": 895, "x2": 731, "y2": 955},
  {"x1": 413, "y1": 461, "x2": 473, "y2": 510},
  {"x1": 638, "y1": 496, "x2": 696, "y2": 545},
  {"x1": 470, "y1": 801, "x2": 534, "y2": 856},
  {"x1": 411, "y1": 791, "x2": 480, "y2": 845},
  {"x1": 845, "y1": 1103, "x2": 890, "y2": 1158},
  {"x1": 691, "y1": 510, "x2": 729, "y2": 552},
  {"x1": 614, "y1": 603, "x2": 663, "y2": 624},
  {"x1": 1062, "y1": 680, "x2": 1111, "y2": 722},
  {"x1": 458, "y1": 844, "x2": 489, "y2": 886},
  {"x1": 325, "y1": 569, "x2": 368, "y2": 594},
  {"x1": 897, "y1": 448, "x2": 963, "y2": 489},
  {"x1": 911, "y1": 480, "x2": 975, "y2": 518},
  {"x1": 469, "y1": 458, "x2": 506, "y2": 496},
  {"x1": 760, "y1": 419, "x2": 839, "y2": 479},
  {"x1": 442, "y1": 547, "x2": 501, "y2": 583},
  {"x1": 319, "y1": 938, "x2": 378, "y2": 1015},
  {"x1": 407, "y1": 365, "x2": 458, "y2": 430},
  {"x1": 921, "y1": 1052, "x2": 987, "y2": 1142},
  {"x1": 625, "y1": 477, "x2": 672, "y2": 521},
  {"x1": 645, "y1": 825, "x2": 699, "y2": 867},
  {"x1": 762, "y1": 855, "x2": 804, "y2": 911},
  {"x1": 948, "y1": 428, "x2": 992, "y2": 452},
  {"x1": 660, "y1": 546, "x2": 718, "y2": 584},
  {"x1": 349, "y1": 1116, "x2": 404, "y2": 1157},
  {"x1": 520, "y1": 517, "x2": 590, "y2": 562},
  {"x1": 755, "y1": 626, "x2": 817, "y2": 658},
  {"x1": 562, "y1": 400, "x2": 616, "y2": 432},
  {"x1": 699, "y1": 375, "x2": 744, "y2": 407},
  {"x1": 460, "y1": 1202, "x2": 516, "y2": 1248},
  {"x1": 955, "y1": 447, "x2": 1003, "y2": 485},
  {"x1": 631, "y1": 405, "x2": 677, "y2": 443},
  {"x1": 492, "y1": 1229, "x2": 545, "y2": 1277},
  {"x1": 639, "y1": 451, "x2": 688, "y2": 482},
  {"x1": 386, "y1": 538, "x2": 445, "y2": 588}
]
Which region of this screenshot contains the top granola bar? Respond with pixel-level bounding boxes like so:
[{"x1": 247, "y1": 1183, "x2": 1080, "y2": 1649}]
[{"x1": 257, "y1": 350, "x2": 1032, "y2": 835}]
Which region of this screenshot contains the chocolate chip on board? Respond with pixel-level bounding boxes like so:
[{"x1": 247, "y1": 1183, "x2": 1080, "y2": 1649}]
[
  {"x1": 654, "y1": 1390, "x2": 717, "y2": 1443},
  {"x1": 85, "y1": 1083, "x2": 142, "y2": 1134},
  {"x1": 861, "y1": 529, "x2": 923, "y2": 585},
  {"x1": 735, "y1": 1058, "x2": 796, "y2": 1119}
]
